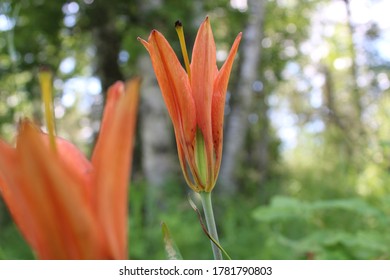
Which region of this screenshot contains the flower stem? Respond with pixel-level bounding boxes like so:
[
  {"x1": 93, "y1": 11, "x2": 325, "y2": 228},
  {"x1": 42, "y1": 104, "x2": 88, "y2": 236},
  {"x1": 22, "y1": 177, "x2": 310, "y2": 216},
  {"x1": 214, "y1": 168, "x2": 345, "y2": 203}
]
[{"x1": 200, "y1": 191, "x2": 223, "y2": 260}]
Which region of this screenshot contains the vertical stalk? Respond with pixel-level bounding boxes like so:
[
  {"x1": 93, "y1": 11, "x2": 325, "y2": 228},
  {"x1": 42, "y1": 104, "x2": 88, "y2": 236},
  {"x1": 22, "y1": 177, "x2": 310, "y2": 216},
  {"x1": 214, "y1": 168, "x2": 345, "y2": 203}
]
[{"x1": 200, "y1": 191, "x2": 223, "y2": 260}]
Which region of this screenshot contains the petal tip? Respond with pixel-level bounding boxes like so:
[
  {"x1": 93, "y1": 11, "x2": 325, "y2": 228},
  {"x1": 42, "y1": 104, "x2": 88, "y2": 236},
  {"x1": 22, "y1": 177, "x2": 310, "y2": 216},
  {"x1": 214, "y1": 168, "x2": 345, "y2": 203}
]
[
  {"x1": 147, "y1": 29, "x2": 162, "y2": 43},
  {"x1": 138, "y1": 37, "x2": 149, "y2": 49},
  {"x1": 203, "y1": 16, "x2": 211, "y2": 27},
  {"x1": 150, "y1": 29, "x2": 158, "y2": 37},
  {"x1": 107, "y1": 81, "x2": 125, "y2": 99},
  {"x1": 111, "y1": 81, "x2": 125, "y2": 90},
  {"x1": 125, "y1": 76, "x2": 142, "y2": 93}
]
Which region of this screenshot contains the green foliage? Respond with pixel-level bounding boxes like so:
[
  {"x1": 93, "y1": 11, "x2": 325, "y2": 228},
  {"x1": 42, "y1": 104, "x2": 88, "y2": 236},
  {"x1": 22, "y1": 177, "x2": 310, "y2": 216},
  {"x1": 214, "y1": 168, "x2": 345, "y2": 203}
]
[
  {"x1": 252, "y1": 195, "x2": 390, "y2": 259},
  {"x1": 2, "y1": 169, "x2": 390, "y2": 260},
  {"x1": 128, "y1": 180, "x2": 210, "y2": 260},
  {"x1": 0, "y1": 224, "x2": 34, "y2": 260}
]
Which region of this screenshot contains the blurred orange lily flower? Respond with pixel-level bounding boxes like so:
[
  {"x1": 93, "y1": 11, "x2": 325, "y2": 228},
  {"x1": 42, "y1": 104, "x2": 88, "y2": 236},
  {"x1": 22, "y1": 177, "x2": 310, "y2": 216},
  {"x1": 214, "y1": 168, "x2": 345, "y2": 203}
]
[
  {"x1": 0, "y1": 78, "x2": 140, "y2": 259},
  {"x1": 139, "y1": 17, "x2": 241, "y2": 192}
]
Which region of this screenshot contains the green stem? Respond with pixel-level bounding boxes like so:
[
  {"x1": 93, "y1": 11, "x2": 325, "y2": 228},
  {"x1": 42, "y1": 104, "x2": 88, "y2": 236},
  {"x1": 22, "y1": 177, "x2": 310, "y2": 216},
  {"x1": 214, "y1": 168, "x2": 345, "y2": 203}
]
[{"x1": 200, "y1": 191, "x2": 223, "y2": 260}]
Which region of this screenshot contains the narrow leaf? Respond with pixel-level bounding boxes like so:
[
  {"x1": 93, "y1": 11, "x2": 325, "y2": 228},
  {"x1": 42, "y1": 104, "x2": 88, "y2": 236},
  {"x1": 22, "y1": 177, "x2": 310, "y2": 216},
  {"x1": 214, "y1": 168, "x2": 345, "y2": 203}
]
[{"x1": 161, "y1": 222, "x2": 183, "y2": 260}]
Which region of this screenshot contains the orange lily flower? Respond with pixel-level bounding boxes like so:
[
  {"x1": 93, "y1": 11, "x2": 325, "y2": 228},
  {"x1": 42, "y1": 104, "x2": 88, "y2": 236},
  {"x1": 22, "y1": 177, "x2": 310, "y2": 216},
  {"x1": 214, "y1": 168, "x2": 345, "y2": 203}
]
[
  {"x1": 0, "y1": 78, "x2": 140, "y2": 259},
  {"x1": 139, "y1": 17, "x2": 241, "y2": 192}
]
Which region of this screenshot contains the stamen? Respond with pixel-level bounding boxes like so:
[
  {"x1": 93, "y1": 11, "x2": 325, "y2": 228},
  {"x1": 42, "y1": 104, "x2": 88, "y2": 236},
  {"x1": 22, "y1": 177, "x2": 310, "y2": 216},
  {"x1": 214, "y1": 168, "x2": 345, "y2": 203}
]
[
  {"x1": 38, "y1": 67, "x2": 56, "y2": 152},
  {"x1": 175, "y1": 20, "x2": 191, "y2": 80}
]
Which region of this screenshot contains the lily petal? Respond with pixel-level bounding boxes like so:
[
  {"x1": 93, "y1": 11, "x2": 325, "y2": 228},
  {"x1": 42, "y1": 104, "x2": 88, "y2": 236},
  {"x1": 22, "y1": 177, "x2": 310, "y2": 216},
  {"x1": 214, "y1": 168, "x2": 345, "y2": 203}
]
[
  {"x1": 41, "y1": 134, "x2": 94, "y2": 201},
  {"x1": 139, "y1": 31, "x2": 196, "y2": 150},
  {"x1": 191, "y1": 17, "x2": 217, "y2": 187},
  {"x1": 0, "y1": 139, "x2": 41, "y2": 253},
  {"x1": 13, "y1": 121, "x2": 103, "y2": 259},
  {"x1": 212, "y1": 32, "x2": 242, "y2": 179},
  {"x1": 91, "y1": 78, "x2": 140, "y2": 259}
]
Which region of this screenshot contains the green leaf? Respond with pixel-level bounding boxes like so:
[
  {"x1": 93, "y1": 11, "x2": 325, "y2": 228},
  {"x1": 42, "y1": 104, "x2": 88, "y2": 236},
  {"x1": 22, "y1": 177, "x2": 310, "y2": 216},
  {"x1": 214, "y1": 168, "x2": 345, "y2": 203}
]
[
  {"x1": 252, "y1": 196, "x2": 310, "y2": 222},
  {"x1": 161, "y1": 222, "x2": 183, "y2": 260}
]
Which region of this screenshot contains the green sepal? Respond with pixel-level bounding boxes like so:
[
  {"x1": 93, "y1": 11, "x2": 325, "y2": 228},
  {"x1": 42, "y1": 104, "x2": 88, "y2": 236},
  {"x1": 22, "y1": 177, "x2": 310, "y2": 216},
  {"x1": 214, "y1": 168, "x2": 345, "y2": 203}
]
[{"x1": 195, "y1": 128, "x2": 207, "y2": 186}]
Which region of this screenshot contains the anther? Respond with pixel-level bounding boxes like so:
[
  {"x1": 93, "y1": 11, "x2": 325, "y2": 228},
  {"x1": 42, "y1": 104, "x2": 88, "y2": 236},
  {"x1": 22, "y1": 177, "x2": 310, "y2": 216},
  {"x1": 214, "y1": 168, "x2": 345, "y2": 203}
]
[{"x1": 175, "y1": 20, "x2": 191, "y2": 80}]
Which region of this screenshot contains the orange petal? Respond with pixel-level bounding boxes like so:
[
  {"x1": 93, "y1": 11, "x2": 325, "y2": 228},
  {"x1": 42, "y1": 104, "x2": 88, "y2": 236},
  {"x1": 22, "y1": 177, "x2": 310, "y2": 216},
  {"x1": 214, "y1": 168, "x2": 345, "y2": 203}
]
[
  {"x1": 138, "y1": 31, "x2": 196, "y2": 148},
  {"x1": 41, "y1": 134, "x2": 94, "y2": 201},
  {"x1": 174, "y1": 133, "x2": 203, "y2": 192},
  {"x1": 12, "y1": 121, "x2": 104, "y2": 259},
  {"x1": 91, "y1": 78, "x2": 140, "y2": 259},
  {"x1": 212, "y1": 32, "x2": 242, "y2": 180},
  {"x1": 0, "y1": 139, "x2": 42, "y2": 252},
  {"x1": 191, "y1": 17, "x2": 217, "y2": 187},
  {"x1": 0, "y1": 140, "x2": 13, "y2": 195}
]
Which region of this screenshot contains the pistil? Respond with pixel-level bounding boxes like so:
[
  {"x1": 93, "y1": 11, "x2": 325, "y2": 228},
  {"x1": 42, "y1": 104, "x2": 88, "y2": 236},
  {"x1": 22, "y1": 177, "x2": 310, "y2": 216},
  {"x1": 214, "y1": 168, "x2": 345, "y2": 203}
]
[
  {"x1": 175, "y1": 20, "x2": 191, "y2": 80},
  {"x1": 38, "y1": 68, "x2": 56, "y2": 152}
]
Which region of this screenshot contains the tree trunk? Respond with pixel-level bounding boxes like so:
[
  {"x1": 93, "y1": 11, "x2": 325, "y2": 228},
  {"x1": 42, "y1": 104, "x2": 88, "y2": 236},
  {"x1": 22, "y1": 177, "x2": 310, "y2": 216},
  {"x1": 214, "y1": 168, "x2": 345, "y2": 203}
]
[
  {"x1": 254, "y1": 92, "x2": 270, "y2": 184},
  {"x1": 219, "y1": 0, "x2": 265, "y2": 195},
  {"x1": 137, "y1": 0, "x2": 178, "y2": 207},
  {"x1": 85, "y1": 2, "x2": 124, "y2": 93},
  {"x1": 343, "y1": 0, "x2": 363, "y2": 127}
]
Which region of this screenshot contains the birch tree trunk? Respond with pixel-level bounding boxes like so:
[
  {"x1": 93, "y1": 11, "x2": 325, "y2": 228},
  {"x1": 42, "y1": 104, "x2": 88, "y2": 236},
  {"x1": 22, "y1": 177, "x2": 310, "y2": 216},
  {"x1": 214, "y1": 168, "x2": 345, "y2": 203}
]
[
  {"x1": 343, "y1": 0, "x2": 363, "y2": 128},
  {"x1": 84, "y1": 1, "x2": 124, "y2": 93},
  {"x1": 219, "y1": 0, "x2": 265, "y2": 195}
]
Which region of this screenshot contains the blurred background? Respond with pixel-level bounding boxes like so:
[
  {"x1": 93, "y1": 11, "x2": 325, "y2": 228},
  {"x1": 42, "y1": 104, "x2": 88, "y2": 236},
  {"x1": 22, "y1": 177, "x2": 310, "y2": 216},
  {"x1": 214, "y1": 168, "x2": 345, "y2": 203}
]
[{"x1": 1, "y1": 0, "x2": 390, "y2": 259}]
